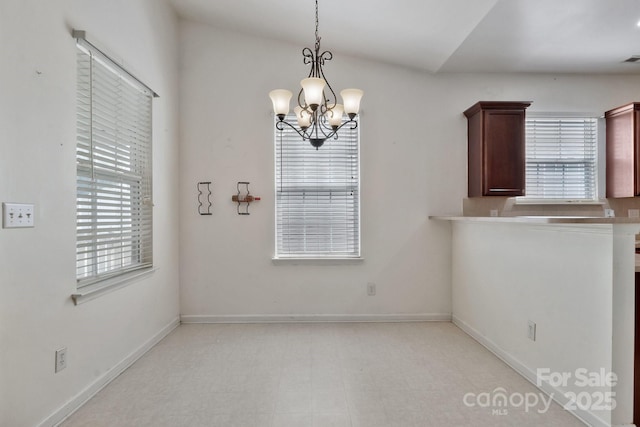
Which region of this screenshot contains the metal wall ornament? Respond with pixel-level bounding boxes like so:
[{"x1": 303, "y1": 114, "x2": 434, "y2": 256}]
[
  {"x1": 197, "y1": 181, "x2": 212, "y2": 215},
  {"x1": 269, "y1": 0, "x2": 363, "y2": 149},
  {"x1": 232, "y1": 182, "x2": 260, "y2": 215}
]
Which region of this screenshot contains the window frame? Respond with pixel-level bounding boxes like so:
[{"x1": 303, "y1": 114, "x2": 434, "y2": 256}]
[
  {"x1": 74, "y1": 33, "x2": 156, "y2": 295},
  {"x1": 273, "y1": 114, "x2": 361, "y2": 260}
]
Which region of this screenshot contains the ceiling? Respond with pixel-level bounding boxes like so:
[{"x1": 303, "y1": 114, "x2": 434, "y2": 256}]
[{"x1": 168, "y1": 0, "x2": 640, "y2": 74}]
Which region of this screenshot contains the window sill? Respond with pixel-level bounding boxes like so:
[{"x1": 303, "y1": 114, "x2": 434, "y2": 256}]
[
  {"x1": 272, "y1": 257, "x2": 364, "y2": 266},
  {"x1": 71, "y1": 267, "x2": 157, "y2": 305},
  {"x1": 513, "y1": 198, "x2": 605, "y2": 206}
]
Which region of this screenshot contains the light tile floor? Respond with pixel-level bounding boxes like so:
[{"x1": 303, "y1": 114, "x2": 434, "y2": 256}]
[{"x1": 61, "y1": 322, "x2": 587, "y2": 427}]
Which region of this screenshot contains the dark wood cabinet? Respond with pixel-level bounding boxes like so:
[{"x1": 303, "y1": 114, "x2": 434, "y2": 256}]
[
  {"x1": 605, "y1": 103, "x2": 640, "y2": 198},
  {"x1": 464, "y1": 101, "x2": 531, "y2": 197}
]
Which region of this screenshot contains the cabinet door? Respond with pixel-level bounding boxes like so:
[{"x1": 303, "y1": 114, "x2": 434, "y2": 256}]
[
  {"x1": 483, "y1": 110, "x2": 525, "y2": 196},
  {"x1": 606, "y1": 110, "x2": 636, "y2": 197},
  {"x1": 605, "y1": 103, "x2": 640, "y2": 198}
]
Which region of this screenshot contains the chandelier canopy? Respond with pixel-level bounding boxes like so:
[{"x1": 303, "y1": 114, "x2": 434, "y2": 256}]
[{"x1": 269, "y1": 0, "x2": 363, "y2": 149}]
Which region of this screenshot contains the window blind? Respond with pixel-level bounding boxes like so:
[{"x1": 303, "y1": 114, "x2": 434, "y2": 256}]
[
  {"x1": 275, "y1": 116, "x2": 360, "y2": 258},
  {"x1": 525, "y1": 117, "x2": 597, "y2": 199},
  {"x1": 76, "y1": 39, "x2": 153, "y2": 286}
]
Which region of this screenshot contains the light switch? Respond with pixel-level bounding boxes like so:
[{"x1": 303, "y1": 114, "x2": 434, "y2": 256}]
[{"x1": 2, "y1": 203, "x2": 35, "y2": 228}]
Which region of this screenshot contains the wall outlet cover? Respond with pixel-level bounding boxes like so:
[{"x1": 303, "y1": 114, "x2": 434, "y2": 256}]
[
  {"x1": 367, "y1": 282, "x2": 376, "y2": 296},
  {"x1": 55, "y1": 347, "x2": 67, "y2": 373},
  {"x1": 528, "y1": 321, "x2": 536, "y2": 341}
]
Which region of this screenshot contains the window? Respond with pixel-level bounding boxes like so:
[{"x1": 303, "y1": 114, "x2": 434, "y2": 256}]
[
  {"x1": 75, "y1": 36, "x2": 154, "y2": 287},
  {"x1": 525, "y1": 116, "x2": 598, "y2": 199},
  {"x1": 275, "y1": 116, "x2": 360, "y2": 258}
]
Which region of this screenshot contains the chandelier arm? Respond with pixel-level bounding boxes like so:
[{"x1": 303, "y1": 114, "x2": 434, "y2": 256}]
[
  {"x1": 299, "y1": 46, "x2": 316, "y2": 109},
  {"x1": 317, "y1": 115, "x2": 336, "y2": 135},
  {"x1": 314, "y1": 117, "x2": 333, "y2": 140},
  {"x1": 333, "y1": 119, "x2": 359, "y2": 133},
  {"x1": 302, "y1": 47, "x2": 314, "y2": 67},
  {"x1": 276, "y1": 119, "x2": 311, "y2": 140},
  {"x1": 318, "y1": 51, "x2": 337, "y2": 109},
  {"x1": 297, "y1": 88, "x2": 306, "y2": 111}
]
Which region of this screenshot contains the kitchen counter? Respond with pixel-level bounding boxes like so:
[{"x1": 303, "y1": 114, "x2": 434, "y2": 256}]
[
  {"x1": 429, "y1": 215, "x2": 640, "y2": 224},
  {"x1": 431, "y1": 215, "x2": 640, "y2": 270}
]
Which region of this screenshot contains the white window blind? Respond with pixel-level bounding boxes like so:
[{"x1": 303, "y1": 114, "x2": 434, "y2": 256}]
[
  {"x1": 76, "y1": 38, "x2": 153, "y2": 287},
  {"x1": 525, "y1": 117, "x2": 597, "y2": 199},
  {"x1": 275, "y1": 116, "x2": 360, "y2": 258}
]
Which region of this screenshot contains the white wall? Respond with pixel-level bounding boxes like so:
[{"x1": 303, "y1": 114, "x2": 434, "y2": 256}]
[
  {"x1": 177, "y1": 20, "x2": 640, "y2": 320},
  {"x1": 451, "y1": 221, "x2": 639, "y2": 427},
  {"x1": 177, "y1": 22, "x2": 454, "y2": 320},
  {"x1": 0, "y1": 1, "x2": 180, "y2": 426}
]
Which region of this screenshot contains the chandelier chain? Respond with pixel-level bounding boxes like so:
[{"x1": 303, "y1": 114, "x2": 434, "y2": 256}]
[{"x1": 315, "y1": 0, "x2": 319, "y2": 43}]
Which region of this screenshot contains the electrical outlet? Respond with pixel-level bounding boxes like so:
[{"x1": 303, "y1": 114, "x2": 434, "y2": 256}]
[
  {"x1": 629, "y1": 209, "x2": 639, "y2": 218},
  {"x1": 55, "y1": 347, "x2": 67, "y2": 373},
  {"x1": 367, "y1": 282, "x2": 376, "y2": 296},
  {"x1": 489, "y1": 209, "x2": 499, "y2": 217},
  {"x1": 528, "y1": 321, "x2": 536, "y2": 341},
  {"x1": 2, "y1": 203, "x2": 35, "y2": 228}
]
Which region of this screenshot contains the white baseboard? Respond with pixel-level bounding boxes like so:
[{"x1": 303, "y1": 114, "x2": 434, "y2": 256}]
[
  {"x1": 181, "y1": 313, "x2": 452, "y2": 323},
  {"x1": 452, "y1": 315, "x2": 618, "y2": 427},
  {"x1": 41, "y1": 316, "x2": 180, "y2": 427}
]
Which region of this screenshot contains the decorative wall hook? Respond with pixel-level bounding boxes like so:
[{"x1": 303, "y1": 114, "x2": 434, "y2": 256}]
[
  {"x1": 232, "y1": 181, "x2": 260, "y2": 215},
  {"x1": 197, "y1": 181, "x2": 212, "y2": 215}
]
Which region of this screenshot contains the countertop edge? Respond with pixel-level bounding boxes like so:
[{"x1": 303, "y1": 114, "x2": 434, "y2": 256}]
[{"x1": 429, "y1": 215, "x2": 640, "y2": 224}]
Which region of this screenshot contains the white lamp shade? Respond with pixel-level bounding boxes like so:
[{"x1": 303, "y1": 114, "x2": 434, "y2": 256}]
[
  {"x1": 327, "y1": 104, "x2": 344, "y2": 127},
  {"x1": 340, "y1": 88, "x2": 364, "y2": 116},
  {"x1": 294, "y1": 106, "x2": 312, "y2": 128},
  {"x1": 269, "y1": 89, "x2": 292, "y2": 116},
  {"x1": 300, "y1": 77, "x2": 326, "y2": 107}
]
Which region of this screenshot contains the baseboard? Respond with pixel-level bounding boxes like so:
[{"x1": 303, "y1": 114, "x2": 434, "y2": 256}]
[
  {"x1": 452, "y1": 315, "x2": 614, "y2": 427},
  {"x1": 40, "y1": 316, "x2": 180, "y2": 427},
  {"x1": 181, "y1": 313, "x2": 452, "y2": 323}
]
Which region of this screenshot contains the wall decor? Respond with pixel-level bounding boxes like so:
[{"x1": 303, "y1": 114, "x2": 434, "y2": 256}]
[
  {"x1": 232, "y1": 182, "x2": 260, "y2": 215},
  {"x1": 197, "y1": 181, "x2": 212, "y2": 215}
]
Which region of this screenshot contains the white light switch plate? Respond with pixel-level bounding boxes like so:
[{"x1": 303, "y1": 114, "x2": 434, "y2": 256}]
[{"x1": 2, "y1": 203, "x2": 35, "y2": 228}]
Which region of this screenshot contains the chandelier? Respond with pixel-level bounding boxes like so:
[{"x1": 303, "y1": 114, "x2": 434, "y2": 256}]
[{"x1": 269, "y1": 0, "x2": 363, "y2": 149}]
